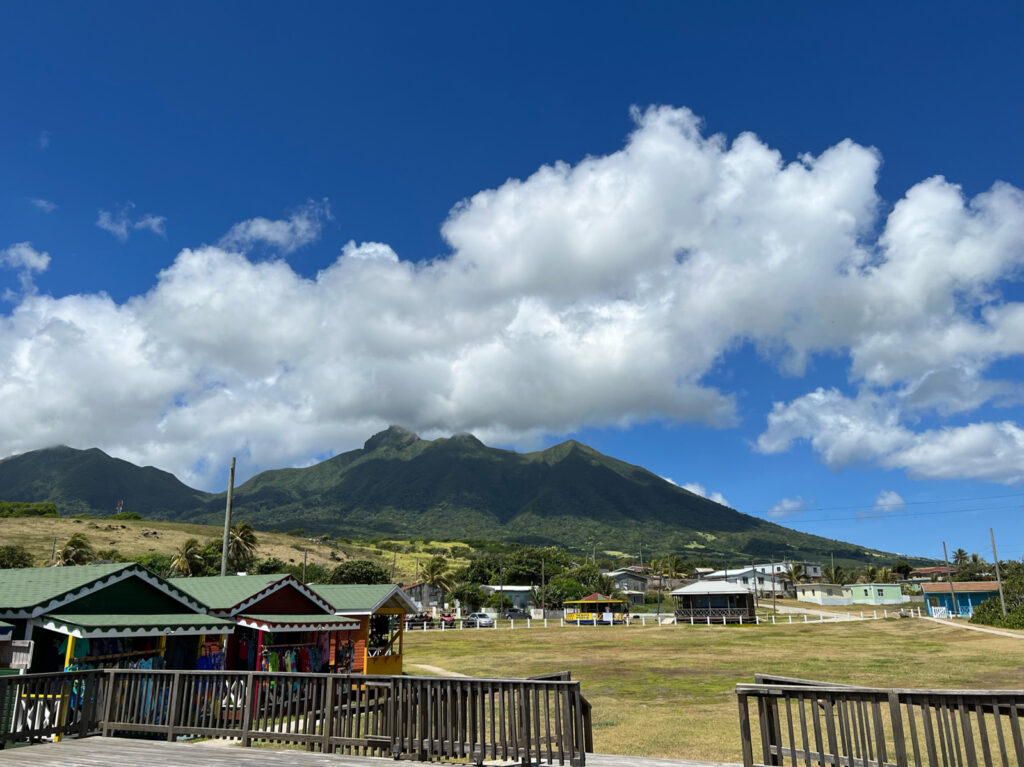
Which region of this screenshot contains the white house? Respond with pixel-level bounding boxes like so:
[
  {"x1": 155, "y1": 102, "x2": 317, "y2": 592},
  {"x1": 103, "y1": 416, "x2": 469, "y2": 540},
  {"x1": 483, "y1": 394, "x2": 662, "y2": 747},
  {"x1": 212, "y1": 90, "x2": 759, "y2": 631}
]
[
  {"x1": 703, "y1": 567, "x2": 788, "y2": 594},
  {"x1": 753, "y1": 562, "x2": 823, "y2": 580},
  {"x1": 795, "y1": 583, "x2": 851, "y2": 606}
]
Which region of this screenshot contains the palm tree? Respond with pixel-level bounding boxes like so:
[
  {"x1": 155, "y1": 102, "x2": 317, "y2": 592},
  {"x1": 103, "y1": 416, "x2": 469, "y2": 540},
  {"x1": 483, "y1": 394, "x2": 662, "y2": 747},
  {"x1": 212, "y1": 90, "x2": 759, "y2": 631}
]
[
  {"x1": 858, "y1": 566, "x2": 879, "y2": 583},
  {"x1": 420, "y1": 555, "x2": 452, "y2": 593},
  {"x1": 823, "y1": 564, "x2": 846, "y2": 585},
  {"x1": 170, "y1": 538, "x2": 205, "y2": 576},
  {"x1": 952, "y1": 548, "x2": 969, "y2": 566},
  {"x1": 228, "y1": 523, "x2": 259, "y2": 572},
  {"x1": 877, "y1": 566, "x2": 893, "y2": 584},
  {"x1": 54, "y1": 533, "x2": 95, "y2": 566},
  {"x1": 787, "y1": 563, "x2": 807, "y2": 583}
]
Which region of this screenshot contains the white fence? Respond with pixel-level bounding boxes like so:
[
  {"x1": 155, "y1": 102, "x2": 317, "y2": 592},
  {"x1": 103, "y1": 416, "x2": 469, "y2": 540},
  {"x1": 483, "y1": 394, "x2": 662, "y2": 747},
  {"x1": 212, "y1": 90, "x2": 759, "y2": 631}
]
[{"x1": 405, "y1": 606, "x2": 926, "y2": 632}]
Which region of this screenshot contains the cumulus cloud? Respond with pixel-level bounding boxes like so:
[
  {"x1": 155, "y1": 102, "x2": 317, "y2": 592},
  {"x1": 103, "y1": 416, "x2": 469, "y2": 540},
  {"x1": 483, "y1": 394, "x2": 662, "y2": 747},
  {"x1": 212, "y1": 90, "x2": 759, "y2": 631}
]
[
  {"x1": 757, "y1": 388, "x2": 1024, "y2": 484},
  {"x1": 1, "y1": 242, "x2": 50, "y2": 294},
  {"x1": 96, "y1": 204, "x2": 167, "y2": 241},
  {"x1": 767, "y1": 497, "x2": 808, "y2": 519},
  {"x1": 681, "y1": 482, "x2": 730, "y2": 507},
  {"x1": 218, "y1": 198, "x2": 331, "y2": 254},
  {"x1": 30, "y1": 199, "x2": 57, "y2": 213},
  {"x1": 872, "y1": 490, "x2": 905, "y2": 514},
  {"x1": 0, "y1": 106, "x2": 1021, "y2": 487}
]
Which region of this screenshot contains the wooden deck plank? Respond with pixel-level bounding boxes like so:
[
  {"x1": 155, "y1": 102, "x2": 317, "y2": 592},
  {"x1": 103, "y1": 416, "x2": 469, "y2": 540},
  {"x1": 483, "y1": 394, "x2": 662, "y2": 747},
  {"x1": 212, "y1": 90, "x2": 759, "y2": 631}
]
[{"x1": 0, "y1": 738, "x2": 738, "y2": 767}]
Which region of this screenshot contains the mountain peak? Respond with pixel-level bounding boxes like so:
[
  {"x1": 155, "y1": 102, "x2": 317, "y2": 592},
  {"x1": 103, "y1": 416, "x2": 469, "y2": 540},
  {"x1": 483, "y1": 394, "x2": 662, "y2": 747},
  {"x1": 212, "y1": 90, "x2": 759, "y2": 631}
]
[{"x1": 363, "y1": 425, "x2": 421, "y2": 452}]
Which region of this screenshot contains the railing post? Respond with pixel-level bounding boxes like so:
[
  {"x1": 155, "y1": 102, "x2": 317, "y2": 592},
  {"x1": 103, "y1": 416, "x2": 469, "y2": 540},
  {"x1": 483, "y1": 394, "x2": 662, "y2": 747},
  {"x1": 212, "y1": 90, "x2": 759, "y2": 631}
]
[
  {"x1": 738, "y1": 692, "x2": 755, "y2": 767},
  {"x1": 165, "y1": 671, "x2": 183, "y2": 742},
  {"x1": 322, "y1": 674, "x2": 336, "y2": 754},
  {"x1": 240, "y1": 672, "x2": 254, "y2": 748}
]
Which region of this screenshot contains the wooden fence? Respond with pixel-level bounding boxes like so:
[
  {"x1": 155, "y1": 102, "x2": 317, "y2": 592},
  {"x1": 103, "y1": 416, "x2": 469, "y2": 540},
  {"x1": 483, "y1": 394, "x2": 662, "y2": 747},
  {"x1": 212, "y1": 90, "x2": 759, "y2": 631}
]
[
  {"x1": 737, "y1": 674, "x2": 1024, "y2": 767},
  {"x1": 1, "y1": 669, "x2": 590, "y2": 765}
]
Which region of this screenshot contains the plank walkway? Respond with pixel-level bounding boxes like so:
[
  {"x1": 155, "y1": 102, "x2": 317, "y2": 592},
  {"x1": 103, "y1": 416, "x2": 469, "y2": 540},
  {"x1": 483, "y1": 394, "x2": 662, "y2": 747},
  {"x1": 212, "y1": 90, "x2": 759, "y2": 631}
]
[{"x1": 0, "y1": 737, "x2": 737, "y2": 767}]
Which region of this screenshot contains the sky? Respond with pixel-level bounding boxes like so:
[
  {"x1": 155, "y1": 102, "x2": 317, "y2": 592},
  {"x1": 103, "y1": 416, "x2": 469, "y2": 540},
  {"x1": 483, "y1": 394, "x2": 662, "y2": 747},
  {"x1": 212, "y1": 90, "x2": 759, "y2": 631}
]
[{"x1": 1, "y1": 2, "x2": 1021, "y2": 562}]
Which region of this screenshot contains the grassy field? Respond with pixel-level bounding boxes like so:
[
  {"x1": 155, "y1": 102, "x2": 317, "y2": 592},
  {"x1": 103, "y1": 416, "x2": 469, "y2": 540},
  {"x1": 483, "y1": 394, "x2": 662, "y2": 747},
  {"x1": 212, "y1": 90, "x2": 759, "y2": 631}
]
[
  {"x1": 403, "y1": 619, "x2": 1024, "y2": 763},
  {"x1": 0, "y1": 517, "x2": 468, "y2": 581}
]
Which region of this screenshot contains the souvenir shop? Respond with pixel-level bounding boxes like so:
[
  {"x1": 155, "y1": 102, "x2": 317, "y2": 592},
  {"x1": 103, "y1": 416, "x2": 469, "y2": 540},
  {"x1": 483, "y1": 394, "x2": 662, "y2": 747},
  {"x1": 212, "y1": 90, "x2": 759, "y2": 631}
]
[
  {"x1": 0, "y1": 563, "x2": 236, "y2": 674},
  {"x1": 311, "y1": 584, "x2": 417, "y2": 675},
  {"x1": 170, "y1": 574, "x2": 361, "y2": 675}
]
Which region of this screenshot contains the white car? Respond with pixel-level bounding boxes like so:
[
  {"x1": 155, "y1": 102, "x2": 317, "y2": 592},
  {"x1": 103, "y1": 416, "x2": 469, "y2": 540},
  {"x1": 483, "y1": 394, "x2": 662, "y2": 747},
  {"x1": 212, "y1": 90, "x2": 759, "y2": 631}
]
[{"x1": 465, "y1": 612, "x2": 494, "y2": 628}]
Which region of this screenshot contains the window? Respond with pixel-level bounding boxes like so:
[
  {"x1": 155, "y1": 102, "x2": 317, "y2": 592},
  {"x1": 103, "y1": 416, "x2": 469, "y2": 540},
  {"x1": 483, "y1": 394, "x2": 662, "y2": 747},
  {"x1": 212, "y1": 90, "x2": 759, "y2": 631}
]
[
  {"x1": 863, "y1": 589, "x2": 869, "y2": 596},
  {"x1": 876, "y1": 589, "x2": 884, "y2": 597},
  {"x1": 826, "y1": 589, "x2": 833, "y2": 596}
]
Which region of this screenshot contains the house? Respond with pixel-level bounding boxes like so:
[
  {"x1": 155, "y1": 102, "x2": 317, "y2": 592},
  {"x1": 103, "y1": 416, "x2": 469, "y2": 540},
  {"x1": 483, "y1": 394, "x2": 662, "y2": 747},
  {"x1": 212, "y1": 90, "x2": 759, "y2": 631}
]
[
  {"x1": 844, "y1": 583, "x2": 905, "y2": 605},
  {"x1": 401, "y1": 582, "x2": 448, "y2": 611},
  {"x1": 171, "y1": 574, "x2": 359, "y2": 674},
  {"x1": 671, "y1": 581, "x2": 755, "y2": 622},
  {"x1": 605, "y1": 569, "x2": 648, "y2": 605},
  {"x1": 754, "y1": 562, "x2": 823, "y2": 580},
  {"x1": 795, "y1": 583, "x2": 851, "y2": 606},
  {"x1": 311, "y1": 584, "x2": 417, "y2": 675},
  {"x1": 0, "y1": 563, "x2": 235, "y2": 673},
  {"x1": 703, "y1": 567, "x2": 788, "y2": 595},
  {"x1": 480, "y1": 584, "x2": 533, "y2": 610},
  {"x1": 907, "y1": 566, "x2": 956, "y2": 582},
  {"x1": 921, "y1": 581, "x2": 1001, "y2": 618}
]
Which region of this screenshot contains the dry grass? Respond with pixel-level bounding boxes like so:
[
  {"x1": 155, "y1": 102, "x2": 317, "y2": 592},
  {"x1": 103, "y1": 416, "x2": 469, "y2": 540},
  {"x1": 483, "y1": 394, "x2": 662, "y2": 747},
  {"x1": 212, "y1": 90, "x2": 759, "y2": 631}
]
[{"x1": 404, "y1": 618, "x2": 1024, "y2": 762}]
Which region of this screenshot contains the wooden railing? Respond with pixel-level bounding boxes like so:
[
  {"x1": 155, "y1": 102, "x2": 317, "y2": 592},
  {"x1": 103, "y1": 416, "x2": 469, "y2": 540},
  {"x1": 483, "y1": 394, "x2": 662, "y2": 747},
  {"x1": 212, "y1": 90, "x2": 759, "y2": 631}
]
[
  {"x1": 737, "y1": 674, "x2": 1024, "y2": 767},
  {"x1": 1, "y1": 669, "x2": 590, "y2": 765}
]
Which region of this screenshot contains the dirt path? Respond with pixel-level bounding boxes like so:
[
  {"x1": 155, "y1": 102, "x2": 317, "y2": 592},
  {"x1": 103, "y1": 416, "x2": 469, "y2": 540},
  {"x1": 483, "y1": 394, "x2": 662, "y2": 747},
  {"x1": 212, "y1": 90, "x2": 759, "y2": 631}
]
[
  {"x1": 409, "y1": 663, "x2": 469, "y2": 677},
  {"x1": 923, "y1": 616, "x2": 1024, "y2": 640}
]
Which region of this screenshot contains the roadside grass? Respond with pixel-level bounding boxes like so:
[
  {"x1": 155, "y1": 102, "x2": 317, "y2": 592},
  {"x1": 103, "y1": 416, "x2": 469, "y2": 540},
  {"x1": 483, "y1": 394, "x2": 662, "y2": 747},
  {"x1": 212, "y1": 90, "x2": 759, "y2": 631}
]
[
  {"x1": 404, "y1": 618, "x2": 1024, "y2": 762},
  {"x1": 771, "y1": 597, "x2": 912, "y2": 616}
]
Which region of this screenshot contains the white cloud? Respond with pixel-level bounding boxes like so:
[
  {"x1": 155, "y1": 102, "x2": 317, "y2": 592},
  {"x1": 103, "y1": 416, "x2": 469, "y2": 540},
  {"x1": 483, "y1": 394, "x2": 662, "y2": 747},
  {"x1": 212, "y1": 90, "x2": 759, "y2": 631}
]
[
  {"x1": 757, "y1": 388, "x2": 1024, "y2": 484},
  {"x1": 0, "y1": 106, "x2": 1021, "y2": 487},
  {"x1": 767, "y1": 497, "x2": 807, "y2": 519},
  {"x1": 30, "y1": 199, "x2": 57, "y2": 213},
  {"x1": 1, "y1": 242, "x2": 50, "y2": 295},
  {"x1": 681, "y1": 482, "x2": 730, "y2": 506},
  {"x1": 96, "y1": 204, "x2": 167, "y2": 241},
  {"x1": 38, "y1": 131, "x2": 50, "y2": 149},
  {"x1": 872, "y1": 490, "x2": 905, "y2": 514},
  {"x1": 218, "y1": 199, "x2": 331, "y2": 254}
]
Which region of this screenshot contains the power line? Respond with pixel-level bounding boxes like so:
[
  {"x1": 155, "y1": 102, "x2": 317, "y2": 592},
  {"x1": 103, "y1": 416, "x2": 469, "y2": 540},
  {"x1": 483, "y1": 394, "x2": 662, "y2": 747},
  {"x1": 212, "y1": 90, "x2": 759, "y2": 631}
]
[{"x1": 773, "y1": 503, "x2": 1022, "y2": 526}]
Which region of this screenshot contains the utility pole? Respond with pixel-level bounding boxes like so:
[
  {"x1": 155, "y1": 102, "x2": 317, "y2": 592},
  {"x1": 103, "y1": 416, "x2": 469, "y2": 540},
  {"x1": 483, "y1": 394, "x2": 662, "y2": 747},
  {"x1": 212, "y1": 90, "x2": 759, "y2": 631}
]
[
  {"x1": 639, "y1": 543, "x2": 643, "y2": 568},
  {"x1": 499, "y1": 567, "x2": 505, "y2": 612},
  {"x1": 942, "y1": 542, "x2": 958, "y2": 618},
  {"x1": 991, "y1": 528, "x2": 1007, "y2": 617},
  {"x1": 771, "y1": 556, "x2": 777, "y2": 615},
  {"x1": 541, "y1": 558, "x2": 546, "y2": 616},
  {"x1": 302, "y1": 549, "x2": 308, "y2": 583},
  {"x1": 391, "y1": 551, "x2": 397, "y2": 580},
  {"x1": 220, "y1": 457, "x2": 236, "y2": 577}
]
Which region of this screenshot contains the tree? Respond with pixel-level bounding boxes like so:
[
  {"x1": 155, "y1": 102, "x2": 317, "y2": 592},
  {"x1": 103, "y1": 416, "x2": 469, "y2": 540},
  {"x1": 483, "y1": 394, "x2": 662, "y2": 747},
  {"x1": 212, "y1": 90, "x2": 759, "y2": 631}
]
[
  {"x1": 330, "y1": 560, "x2": 390, "y2": 584},
  {"x1": 857, "y1": 566, "x2": 879, "y2": 583},
  {"x1": 228, "y1": 523, "x2": 259, "y2": 572},
  {"x1": 787, "y1": 563, "x2": 807, "y2": 583},
  {"x1": 170, "y1": 538, "x2": 206, "y2": 576},
  {"x1": 823, "y1": 564, "x2": 846, "y2": 584},
  {"x1": 449, "y1": 581, "x2": 486, "y2": 611},
  {"x1": 952, "y1": 548, "x2": 969, "y2": 566},
  {"x1": 0, "y1": 544, "x2": 34, "y2": 568},
  {"x1": 420, "y1": 555, "x2": 452, "y2": 592},
  {"x1": 54, "y1": 533, "x2": 95, "y2": 566}
]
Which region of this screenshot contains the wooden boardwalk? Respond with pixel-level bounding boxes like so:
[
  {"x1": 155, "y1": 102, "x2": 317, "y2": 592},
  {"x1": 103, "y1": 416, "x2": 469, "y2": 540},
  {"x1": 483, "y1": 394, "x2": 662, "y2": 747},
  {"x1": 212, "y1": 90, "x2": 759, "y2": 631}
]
[{"x1": 0, "y1": 738, "x2": 736, "y2": 767}]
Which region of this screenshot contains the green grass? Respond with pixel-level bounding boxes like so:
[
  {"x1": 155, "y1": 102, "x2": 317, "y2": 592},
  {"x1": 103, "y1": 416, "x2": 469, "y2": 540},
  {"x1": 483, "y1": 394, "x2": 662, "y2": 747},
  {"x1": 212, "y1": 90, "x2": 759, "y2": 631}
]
[{"x1": 403, "y1": 618, "x2": 1024, "y2": 762}]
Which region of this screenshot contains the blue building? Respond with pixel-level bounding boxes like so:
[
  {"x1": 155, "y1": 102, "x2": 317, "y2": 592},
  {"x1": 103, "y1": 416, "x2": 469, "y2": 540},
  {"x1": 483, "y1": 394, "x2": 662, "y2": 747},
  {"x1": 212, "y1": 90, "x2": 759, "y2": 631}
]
[{"x1": 921, "y1": 581, "x2": 1001, "y2": 618}]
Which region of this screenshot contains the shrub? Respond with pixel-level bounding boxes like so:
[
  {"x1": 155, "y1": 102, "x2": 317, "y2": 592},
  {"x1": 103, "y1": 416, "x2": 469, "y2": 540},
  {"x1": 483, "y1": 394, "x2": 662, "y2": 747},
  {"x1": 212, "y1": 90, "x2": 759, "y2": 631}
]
[
  {"x1": 330, "y1": 559, "x2": 391, "y2": 584},
  {"x1": 0, "y1": 544, "x2": 34, "y2": 568},
  {"x1": 0, "y1": 501, "x2": 59, "y2": 518}
]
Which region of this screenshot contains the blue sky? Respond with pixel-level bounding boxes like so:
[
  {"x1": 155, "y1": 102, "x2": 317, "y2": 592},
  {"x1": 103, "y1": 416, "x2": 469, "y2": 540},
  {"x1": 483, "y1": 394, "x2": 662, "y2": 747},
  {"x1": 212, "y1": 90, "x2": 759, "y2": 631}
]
[{"x1": 1, "y1": 2, "x2": 1021, "y2": 561}]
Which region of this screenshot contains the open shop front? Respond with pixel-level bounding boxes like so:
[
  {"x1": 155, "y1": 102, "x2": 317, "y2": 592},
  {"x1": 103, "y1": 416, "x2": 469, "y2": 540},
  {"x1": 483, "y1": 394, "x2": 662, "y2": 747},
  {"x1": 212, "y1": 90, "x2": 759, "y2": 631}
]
[
  {"x1": 227, "y1": 614, "x2": 360, "y2": 673},
  {"x1": 310, "y1": 584, "x2": 417, "y2": 675}
]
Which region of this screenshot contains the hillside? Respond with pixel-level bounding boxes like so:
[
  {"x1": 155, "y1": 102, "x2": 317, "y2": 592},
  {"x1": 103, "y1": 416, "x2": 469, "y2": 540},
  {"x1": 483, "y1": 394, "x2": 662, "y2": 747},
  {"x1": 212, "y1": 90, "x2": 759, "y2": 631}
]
[
  {"x1": 0, "y1": 429, "x2": 929, "y2": 567},
  {"x1": 0, "y1": 445, "x2": 209, "y2": 516}
]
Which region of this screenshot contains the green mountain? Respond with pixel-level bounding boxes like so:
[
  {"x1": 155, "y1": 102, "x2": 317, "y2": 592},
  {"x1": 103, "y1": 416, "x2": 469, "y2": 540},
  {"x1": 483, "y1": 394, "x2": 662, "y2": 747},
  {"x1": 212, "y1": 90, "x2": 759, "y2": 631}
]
[{"x1": 0, "y1": 430, "x2": 924, "y2": 566}]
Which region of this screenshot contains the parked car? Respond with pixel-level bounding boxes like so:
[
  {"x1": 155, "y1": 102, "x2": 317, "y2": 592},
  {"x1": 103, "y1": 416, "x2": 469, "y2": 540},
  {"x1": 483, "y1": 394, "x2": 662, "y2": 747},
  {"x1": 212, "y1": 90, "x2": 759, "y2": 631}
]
[
  {"x1": 503, "y1": 609, "x2": 531, "y2": 620},
  {"x1": 463, "y1": 612, "x2": 494, "y2": 628},
  {"x1": 438, "y1": 610, "x2": 457, "y2": 627}
]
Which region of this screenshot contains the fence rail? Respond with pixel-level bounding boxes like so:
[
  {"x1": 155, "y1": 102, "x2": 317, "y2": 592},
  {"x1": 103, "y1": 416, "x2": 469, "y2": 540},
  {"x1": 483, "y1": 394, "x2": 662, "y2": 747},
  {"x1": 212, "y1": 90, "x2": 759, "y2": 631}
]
[
  {"x1": 1, "y1": 669, "x2": 589, "y2": 765},
  {"x1": 737, "y1": 675, "x2": 1024, "y2": 767}
]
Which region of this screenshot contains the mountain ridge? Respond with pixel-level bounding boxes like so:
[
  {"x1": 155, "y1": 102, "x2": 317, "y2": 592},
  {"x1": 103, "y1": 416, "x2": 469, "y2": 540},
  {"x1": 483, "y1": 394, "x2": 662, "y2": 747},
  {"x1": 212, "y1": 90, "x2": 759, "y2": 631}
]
[{"x1": 0, "y1": 428, "x2": 927, "y2": 566}]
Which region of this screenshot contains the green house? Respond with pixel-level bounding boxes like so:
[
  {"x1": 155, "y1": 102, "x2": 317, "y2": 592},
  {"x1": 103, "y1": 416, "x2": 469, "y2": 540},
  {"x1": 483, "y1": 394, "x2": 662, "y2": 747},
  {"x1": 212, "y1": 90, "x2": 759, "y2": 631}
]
[
  {"x1": 0, "y1": 563, "x2": 234, "y2": 672},
  {"x1": 844, "y1": 582, "x2": 905, "y2": 606}
]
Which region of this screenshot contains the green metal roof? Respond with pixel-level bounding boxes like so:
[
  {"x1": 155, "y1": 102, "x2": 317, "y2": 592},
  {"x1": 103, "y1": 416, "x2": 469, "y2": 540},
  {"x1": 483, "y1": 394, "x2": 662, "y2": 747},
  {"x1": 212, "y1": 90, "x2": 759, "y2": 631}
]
[
  {"x1": 169, "y1": 574, "x2": 291, "y2": 610},
  {"x1": 310, "y1": 584, "x2": 415, "y2": 614},
  {"x1": 41, "y1": 613, "x2": 236, "y2": 638},
  {"x1": 0, "y1": 563, "x2": 138, "y2": 612}
]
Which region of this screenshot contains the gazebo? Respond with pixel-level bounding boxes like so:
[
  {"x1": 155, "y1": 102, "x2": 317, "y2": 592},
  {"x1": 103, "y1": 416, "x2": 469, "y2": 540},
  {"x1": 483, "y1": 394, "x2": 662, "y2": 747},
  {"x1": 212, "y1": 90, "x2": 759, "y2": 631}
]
[{"x1": 671, "y1": 581, "x2": 755, "y2": 623}]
